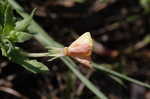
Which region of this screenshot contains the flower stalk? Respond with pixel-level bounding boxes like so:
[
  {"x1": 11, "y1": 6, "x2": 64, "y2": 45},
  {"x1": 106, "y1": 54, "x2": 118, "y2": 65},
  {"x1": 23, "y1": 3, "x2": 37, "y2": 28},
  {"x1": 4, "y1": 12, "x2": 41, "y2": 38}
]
[{"x1": 22, "y1": 52, "x2": 49, "y2": 57}]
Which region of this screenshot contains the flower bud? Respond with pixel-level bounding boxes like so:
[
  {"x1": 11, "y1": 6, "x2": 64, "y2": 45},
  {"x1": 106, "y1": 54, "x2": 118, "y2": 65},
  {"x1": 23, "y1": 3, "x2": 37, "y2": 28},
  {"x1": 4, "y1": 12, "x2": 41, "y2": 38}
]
[
  {"x1": 64, "y1": 32, "x2": 93, "y2": 68},
  {"x1": 48, "y1": 32, "x2": 93, "y2": 68}
]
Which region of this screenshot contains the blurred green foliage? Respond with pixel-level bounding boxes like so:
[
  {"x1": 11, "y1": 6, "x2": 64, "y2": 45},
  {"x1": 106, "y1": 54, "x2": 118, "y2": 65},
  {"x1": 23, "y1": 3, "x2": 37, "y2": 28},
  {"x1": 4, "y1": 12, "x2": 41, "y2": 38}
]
[
  {"x1": 140, "y1": 0, "x2": 150, "y2": 12},
  {"x1": 0, "y1": 0, "x2": 49, "y2": 73}
]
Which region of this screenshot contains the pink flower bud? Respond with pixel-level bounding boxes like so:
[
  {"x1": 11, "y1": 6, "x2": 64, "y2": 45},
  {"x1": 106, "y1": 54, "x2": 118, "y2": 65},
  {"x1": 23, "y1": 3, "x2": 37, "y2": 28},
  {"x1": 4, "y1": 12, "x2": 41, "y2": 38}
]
[{"x1": 64, "y1": 32, "x2": 93, "y2": 68}]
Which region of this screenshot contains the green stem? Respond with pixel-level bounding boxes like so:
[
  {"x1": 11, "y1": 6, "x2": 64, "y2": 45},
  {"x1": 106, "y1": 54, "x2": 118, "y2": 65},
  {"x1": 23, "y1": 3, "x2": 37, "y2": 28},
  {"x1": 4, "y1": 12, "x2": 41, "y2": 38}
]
[{"x1": 22, "y1": 52, "x2": 49, "y2": 57}]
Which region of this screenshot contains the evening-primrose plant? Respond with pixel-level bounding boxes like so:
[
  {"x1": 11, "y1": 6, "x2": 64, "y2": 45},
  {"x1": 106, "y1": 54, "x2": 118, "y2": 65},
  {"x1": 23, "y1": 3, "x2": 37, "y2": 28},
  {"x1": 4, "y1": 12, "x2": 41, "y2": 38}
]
[{"x1": 1, "y1": 0, "x2": 150, "y2": 99}]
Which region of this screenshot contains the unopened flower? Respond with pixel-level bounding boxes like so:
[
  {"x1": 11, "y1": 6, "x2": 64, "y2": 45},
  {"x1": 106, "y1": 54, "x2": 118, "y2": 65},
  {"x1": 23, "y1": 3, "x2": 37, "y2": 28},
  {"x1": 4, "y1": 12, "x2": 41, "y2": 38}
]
[{"x1": 48, "y1": 32, "x2": 93, "y2": 68}]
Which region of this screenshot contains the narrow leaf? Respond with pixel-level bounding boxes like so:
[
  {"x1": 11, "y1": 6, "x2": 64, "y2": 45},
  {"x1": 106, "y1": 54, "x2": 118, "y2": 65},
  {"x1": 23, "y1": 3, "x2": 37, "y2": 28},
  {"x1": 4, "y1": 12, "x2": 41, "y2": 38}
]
[
  {"x1": 21, "y1": 60, "x2": 49, "y2": 73},
  {"x1": 2, "y1": 2, "x2": 15, "y2": 33},
  {"x1": 93, "y1": 63, "x2": 150, "y2": 89},
  {"x1": 15, "y1": 9, "x2": 35, "y2": 31}
]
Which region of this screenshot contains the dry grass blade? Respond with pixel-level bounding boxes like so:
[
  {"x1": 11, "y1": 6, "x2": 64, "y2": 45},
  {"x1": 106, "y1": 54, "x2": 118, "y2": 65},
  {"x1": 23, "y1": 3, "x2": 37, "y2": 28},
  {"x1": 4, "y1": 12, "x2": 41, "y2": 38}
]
[{"x1": 0, "y1": 87, "x2": 27, "y2": 99}]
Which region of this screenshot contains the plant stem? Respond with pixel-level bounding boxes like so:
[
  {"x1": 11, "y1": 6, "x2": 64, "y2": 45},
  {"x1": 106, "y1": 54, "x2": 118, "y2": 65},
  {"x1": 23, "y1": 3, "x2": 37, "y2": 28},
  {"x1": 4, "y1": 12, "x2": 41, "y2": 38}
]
[{"x1": 22, "y1": 52, "x2": 49, "y2": 57}]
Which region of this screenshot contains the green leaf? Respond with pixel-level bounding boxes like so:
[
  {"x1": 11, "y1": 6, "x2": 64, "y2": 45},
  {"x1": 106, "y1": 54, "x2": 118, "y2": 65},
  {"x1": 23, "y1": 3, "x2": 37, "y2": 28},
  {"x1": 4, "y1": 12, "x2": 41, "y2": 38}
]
[
  {"x1": 8, "y1": 31, "x2": 32, "y2": 43},
  {"x1": 3, "y1": 3, "x2": 15, "y2": 33},
  {"x1": 0, "y1": 0, "x2": 15, "y2": 34},
  {"x1": 15, "y1": 9, "x2": 35, "y2": 31},
  {"x1": 21, "y1": 60, "x2": 49, "y2": 73},
  {"x1": 10, "y1": 48, "x2": 49, "y2": 73},
  {"x1": 0, "y1": 42, "x2": 49, "y2": 73},
  {"x1": 11, "y1": 49, "x2": 49, "y2": 73}
]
